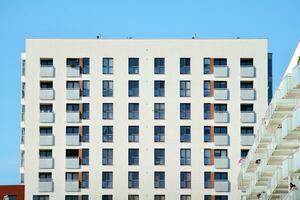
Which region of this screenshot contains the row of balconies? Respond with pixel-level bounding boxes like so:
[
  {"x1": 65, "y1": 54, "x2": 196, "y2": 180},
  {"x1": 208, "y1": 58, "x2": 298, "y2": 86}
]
[
  {"x1": 39, "y1": 87, "x2": 256, "y2": 101},
  {"x1": 40, "y1": 65, "x2": 256, "y2": 78},
  {"x1": 39, "y1": 110, "x2": 257, "y2": 123},
  {"x1": 40, "y1": 134, "x2": 80, "y2": 146},
  {"x1": 39, "y1": 179, "x2": 79, "y2": 192}
]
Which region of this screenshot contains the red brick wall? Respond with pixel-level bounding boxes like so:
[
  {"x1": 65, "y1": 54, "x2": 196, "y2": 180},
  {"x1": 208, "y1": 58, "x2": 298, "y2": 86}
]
[{"x1": 0, "y1": 185, "x2": 24, "y2": 200}]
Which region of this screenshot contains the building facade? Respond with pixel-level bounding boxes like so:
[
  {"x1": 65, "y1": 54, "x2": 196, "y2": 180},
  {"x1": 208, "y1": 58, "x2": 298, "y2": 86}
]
[
  {"x1": 0, "y1": 185, "x2": 24, "y2": 200},
  {"x1": 238, "y1": 42, "x2": 300, "y2": 200},
  {"x1": 20, "y1": 38, "x2": 271, "y2": 200}
]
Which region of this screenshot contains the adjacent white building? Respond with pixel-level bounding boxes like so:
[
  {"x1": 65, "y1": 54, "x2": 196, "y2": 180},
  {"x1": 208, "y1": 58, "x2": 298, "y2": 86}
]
[
  {"x1": 20, "y1": 38, "x2": 272, "y2": 200},
  {"x1": 238, "y1": 42, "x2": 300, "y2": 200}
]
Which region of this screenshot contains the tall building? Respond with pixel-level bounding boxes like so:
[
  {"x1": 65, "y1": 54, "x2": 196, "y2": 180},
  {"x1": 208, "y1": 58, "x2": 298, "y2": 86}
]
[
  {"x1": 238, "y1": 42, "x2": 300, "y2": 200},
  {"x1": 20, "y1": 38, "x2": 271, "y2": 200}
]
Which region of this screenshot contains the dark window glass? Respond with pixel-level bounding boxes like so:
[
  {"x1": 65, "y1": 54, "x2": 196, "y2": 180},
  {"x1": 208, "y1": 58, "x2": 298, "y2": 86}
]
[
  {"x1": 180, "y1": 58, "x2": 191, "y2": 74},
  {"x1": 180, "y1": 126, "x2": 191, "y2": 142},
  {"x1": 154, "y1": 126, "x2": 165, "y2": 142},
  {"x1": 203, "y1": 58, "x2": 211, "y2": 74},
  {"x1": 102, "y1": 126, "x2": 113, "y2": 142},
  {"x1": 154, "y1": 58, "x2": 165, "y2": 74},
  {"x1": 129, "y1": 58, "x2": 139, "y2": 74}
]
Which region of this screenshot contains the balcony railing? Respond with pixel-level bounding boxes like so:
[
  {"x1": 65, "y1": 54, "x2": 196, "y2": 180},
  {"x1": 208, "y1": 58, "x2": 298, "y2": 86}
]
[
  {"x1": 40, "y1": 112, "x2": 54, "y2": 123},
  {"x1": 66, "y1": 157, "x2": 80, "y2": 169},
  {"x1": 214, "y1": 65, "x2": 229, "y2": 77},
  {"x1": 240, "y1": 66, "x2": 255, "y2": 78},
  {"x1": 39, "y1": 179, "x2": 53, "y2": 192},
  {"x1": 40, "y1": 89, "x2": 54, "y2": 100},
  {"x1": 240, "y1": 89, "x2": 256, "y2": 100},
  {"x1": 39, "y1": 157, "x2": 54, "y2": 169},
  {"x1": 214, "y1": 111, "x2": 229, "y2": 123},
  {"x1": 65, "y1": 180, "x2": 79, "y2": 192},
  {"x1": 66, "y1": 111, "x2": 80, "y2": 123},
  {"x1": 40, "y1": 66, "x2": 54, "y2": 77},
  {"x1": 39, "y1": 135, "x2": 54, "y2": 146},
  {"x1": 214, "y1": 89, "x2": 229, "y2": 100},
  {"x1": 214, "y1": 134, "x2": 229, "y2": 146},
  {"x1": 66, "y1": 88, "x2": 80, "y2": 100}
]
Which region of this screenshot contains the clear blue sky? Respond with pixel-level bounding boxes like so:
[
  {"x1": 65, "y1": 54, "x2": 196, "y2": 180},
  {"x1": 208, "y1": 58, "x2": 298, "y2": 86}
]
[{"x1": 0, "y1": 0, "x2": 299, "y2": 184}]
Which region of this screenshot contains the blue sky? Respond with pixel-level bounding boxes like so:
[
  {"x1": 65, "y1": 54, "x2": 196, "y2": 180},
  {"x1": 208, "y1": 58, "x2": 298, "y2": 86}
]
[{"x1": 0, "y1": 0, "x2": 299, "y2": 184}]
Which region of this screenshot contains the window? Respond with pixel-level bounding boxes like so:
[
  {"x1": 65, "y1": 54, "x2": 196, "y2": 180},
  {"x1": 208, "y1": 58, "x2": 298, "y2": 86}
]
[
  {"x1": 180, "y1": 58, "x2": 190, "y2": 74},
  {"x1": 180, "y1": 195, "x2": 191, "y2": 200},
  {"x1": 180, "y1": 172, "x2": 191, "y2": 188},
  {"x1": 204, "y1": 126, "x2": 211, "y2": 142},
  {"x1": 82, "y1": 58, "x2": 90, "y2": 74},
  {"x1": 128, "y1": 172, "x2": 139, "y2": 188},
  {"x1": 241, "y1": 149, "x2": 249, "y2": 158},
  {"x1": 82, "y1": 126, "x2": 89, "y2": 142},
  {"x1": 102, "y1": 195, "x2": 113, "y2": 200},
  {"x1": 204, "y1": 81, "x2": 211, "y2": 97},
  {"x1": 180, "y1": 149, "x2": 191, "y2": 165},
  {"x1": 204, "y1": 149, "x2": 211, "y2": 165},
  {"x1": 154, "y1": 171, "x2": 165, "y2": 188},
  {"x1": 215, "y1": 172, "x2": 228, "y2": 181},
  {"x1": 154, "y1": 81, "x2": 165, "y2": 97},
  {"x1": 215, "y1": 104, "x2": 227, "y2": 112},
  {"x1": 102, "y1": 172, "x2": 113, "y2": 188},
  {"x1": 203, "y1": 57, "x2": 211, "y2": 74},
  {"x1": 180, "y1": 103, "x2": 191, "y2": 119},
  {"x1": 82, "y1": 103, "x2": 89, "y2": 119},
  {"x1": 214, "y1": 58, "x2": 227, "y2": 66},
  {"x1": 66, "y1": 104, "x2": 79, "y2": 112},
  {"x1": 128, "y1": 80, "x2": 139, "y2": 97},
  {"x1": 82, "y1": 196, "x2": 89, "y2": 200},
  {"x1": 82, "y1": 149, "x2": 89, "y2": 165},
  {"x1": 83, "y1": 80, "x2": 90, "y2": 96},
  {"x1": 39, "y1": 150, "x2": 52, "y2": 158},
  {"x1": 103, "y1": 126, "x2": 113, "y2": 142},
  {"x1": 21, "y1": 128, "x2": 25, "y2": 144},
  {"x1": 154, "y1": 195, "x2": 165, "y2": 200},
  {"x1": 214, "y1": 126, "x2": 227, "y2": 135},
  {"x1": 128, "y1": 149, "x2": 139, "y2": 165},
  {"x1": 103, "y1": 103, "x2": 113, "y2": 119},
  {"x1": 129, "y1": 58, "x2": 139, "y2": 74},
  {"x1": 22, "y1": 82, "x2": 25, "y2": 98},
  {"x1": 154, "y1": 149, "x2": 165, "y2": 165},
  {"x1": 66, "y1": 150, "x2": 79, "y2": 160},
  {"x1": 33, "y1": 195, "x2": 49, "y2": 200},
  {"x1": 102, "y1": 149, "x2": 113, "y2": 165},
  {"x1": 240, "y1": 81, "x2": 253, "y2": 89},
  {"x1": 40, "y1": 81, "x2": 53, "y2": 89},
  {"x1": 241, "y1": 58, "x2": 253, "y2": 66},
  {"x1": 65, "y1": 196, "x2": 78, "y2": 200},
  {"x1": 39, "y1": 172, "x2": 52, "y2": 182},
  {"x1": 154, "y1": 126, "x2": 165, "y2": 142},
  {"x1": 128, "y1": 103, "x2": 139, "y2": 119},
  {"x1": 103, "y1": 80, "x2": 113, "y2": 97},
  {"x1": 21, "y1": 105, "x2": 25, "y2": 121},
  {"x1": 154, "y1": 58, "x2": 165, "y2": 74},
  {"x1": 214, "y1": 81, "x2": 227, "y2": 89},
  {"x1": 214, "y1": 149, "x2": 227, "y2": 158},
  {"x1": 128, "y1": 126, "x2": 139, "y2": 142},
  {"x1": 128, "y1": 195, "x2": 139, "y2": 200},
  {"x1": 40, "y1": 58, "x2": 53, "y2": 67},
  {"x1": 66, "y1": 81, "x2": 79, "y2": 89},
  {"x1": 241, "y1": 104, "x2": 253, "y2": 112},
  {"x1": 40, "y1": 127, "x2": 52, "y2": 136},
  {"x1": 154, "y1": 103, "x2": 165, "y2": 120},
  {"x1": 22, "y1": 59, "x2": 26, "y2": 76},
  {"x1": 65, "y1": 172, "x2": 78, "y2": 181},
  {"x1": 40, "y1": 104, "x2": 52, "y2": 112},
  {"x1": 215, "y1": 196, "x2": 228, "y2": 200},
  {"x1": 204, "y1": 103, "x2": 211, "y2": 120},
  {"x1": 180, "y1": 81, "x2": 191, "y2": 97},
  {"x1": 204, "y1": 172, "x2": 212, "y2": 188},
  {"x1": 67, "y1": 58, "x2": 79, "y2": 68},
  {"x1": 241, "y1": 127, "x2": 254, "y2": 135},
  {"x1": 82, "y1": 172, "x2": 89, "y2": 188},
  {"x1": 103, "y1": 58, "x2": 113, "y2": 74},
  {"x1": 180, "y1": 126, "x2": 191, "y2": 143}
]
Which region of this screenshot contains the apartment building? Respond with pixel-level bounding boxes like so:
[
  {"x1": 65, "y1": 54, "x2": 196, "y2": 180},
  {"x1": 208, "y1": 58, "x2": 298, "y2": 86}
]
[
  {"x1": 238, "y1": 42, "x2": 300, "y2": 200},
  {"x1": 20, "y1": 38, "x2": 271, "y2": 200}
]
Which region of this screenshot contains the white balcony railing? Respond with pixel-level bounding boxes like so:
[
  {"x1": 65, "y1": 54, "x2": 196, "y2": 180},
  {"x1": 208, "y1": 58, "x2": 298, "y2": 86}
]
[
  {"x1": 66, "y1": 157, "x2": 80, "y2": 169},
  {"x1": 214, "y1": 111, "x2": 229, "y2": 123},
  {"x1": 40, "y1": 66, "x2": 54, "y2": 77},
  {"x1": 66, "y1": 135, "x2": 80, "y2": 146},
  {"x1": 65, "y1": 180, "x2": 79, "y2": 192},
  {"x1": 39, "y1": 180, "x2": 53, "y2": 192},
  {"x1": 66, "y1": 65, "x2": 80, "y2": 77},
  {"x1": 39, "y1": 135, "x2": 54, "y2": 146},
  {"x1": 66, "y1": 111, "x2": 80, "y2": 123},
  {"x1": 241, "y1": 111, "x2": 256, "y2": 123},
  {"x1": 240, "y1": 66, "x2": 255, "y2": 77},
  {"x1": 214, "y1": 89, "x2": 229, "y2": 100},
  {"x1": 40, "y1": 89, "x2": 54, "y2": 100},
  {"x1": 214, "y1": 65, "x2": 228, "y2": 77},
  {"x1": 39, "y1": 158, "x2": 54, "y2": 169},
  {"x1": 214, "y1": 134, "x2": 229, "y2": 146},
  {"x1": 215, "y1": 180, "x2": 230, "y2": 192},
  {"x1": 66, "y1": 89, "x2": 80, "y2": 100},
  {"x1": 215, "y1": 157, "x2": 229, "y2": 169},
  {"x1": 241, "y1": 89, "x2": 256, "y2": 100},
  {"x1": 40, "y1": 112, "x2": 54, "y2": 123}
]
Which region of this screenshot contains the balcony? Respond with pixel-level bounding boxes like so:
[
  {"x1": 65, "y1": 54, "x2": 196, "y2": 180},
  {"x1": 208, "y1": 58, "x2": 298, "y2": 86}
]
[
  {"x1": 241, "y1": 111, "x2": 256, "y2": 123},
  {"x1": 67, "y1": 65, "x2": 80, "y2": 77},
  {"x1": 40, "y1": 89, "x2": 54, "y2": 100},
  {"x1": 292, "y1": 106, "x2": 300, "y2": 130},
  {"x1": 214, "y1": 111, "x2": 229, "y2": 123},
  {"x1": 280, "y1": 75, "x2": 300, "y2": 99},
  {"x1": 65, "y1": 180, "x2": 79, "y2": 192},
  {"x1": 240, "y1": 89, "x2": 256, "y2": 100},
  {"x1": 66, "y1": 89, "x2": 80, "y2": 100},
  {"x1": 39, "y1": 180, "x2": 53, "y2": 192},
  {"x1": 39, "y1": 135, "x2": 54, "y2": 146},
  {"x1": 215, "y1": 180, "x2": 230, "y2": 192},
  {"x1": 215, "y1": 157, "x2": 229, "y2": 169},
  {"x1": 292, "y1": 64, "x2": 300, "y2": 89},
  {"x1": 214, "y1": 65, "x2": 228, "y2": 77},
  {"x1": 214, "y1": 134, "x2": 229, "y2": 146},
  {"x1": 214, "y1": 89, "x2": 229, "y2": 100},
  {"x1": 66, "y1": 135, "x2": 80, "y2": 146},
  {"x1": 241, "y1": 134, "x2": 255, "y2": 146},
  {"x1": 40, "y1": 66, "x2": 54, "y2": 77},
  {"x1": 240, "y1": 66, "x2": 255, "y2": 77},
  {"x1": 40, "y1": 112, "x2": 54, "y2": 123},
  {"x1": 39, "y1": 158, "x2": 54, "y2": 169},
  {"x1": 66, "y1": 157, "x2": 80, "y2": 169},
  {"x1": 66, "y1": 112, "x2": 80, "y2": 123}
]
